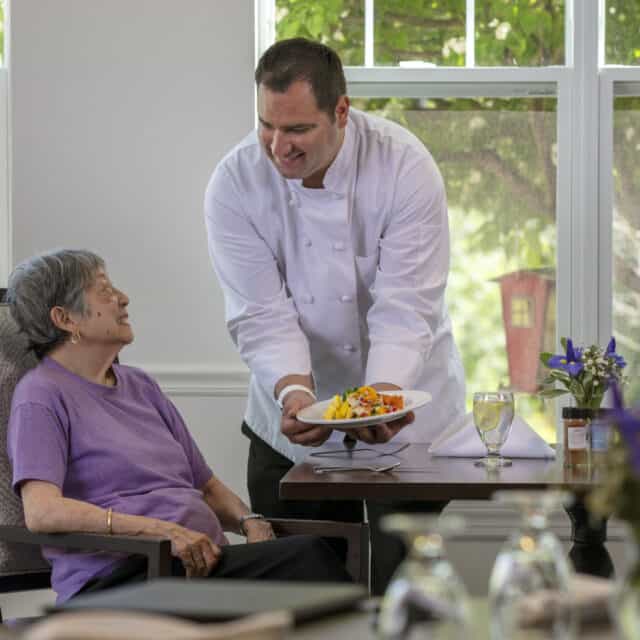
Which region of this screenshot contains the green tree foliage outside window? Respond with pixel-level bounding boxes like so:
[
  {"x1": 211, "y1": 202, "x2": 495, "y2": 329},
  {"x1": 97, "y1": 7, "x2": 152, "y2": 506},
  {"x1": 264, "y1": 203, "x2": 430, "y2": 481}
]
[
  {"x1": 613, "y1": 98, "x2": 640, "y2": 402},
  {"x1": 276, "y1": 0, "x2": 564, "y2": 67},
  {"x1": 276, "y1": 0, "x2": 365, "y2": 65},
  {"x1": 606, "y1": 0, "x2": 640, "y2": 65}
]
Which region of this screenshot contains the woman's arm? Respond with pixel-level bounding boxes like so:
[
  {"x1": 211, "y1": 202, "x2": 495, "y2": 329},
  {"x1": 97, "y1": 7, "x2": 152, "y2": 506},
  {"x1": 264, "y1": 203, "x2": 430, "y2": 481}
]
[
  {"x1": 201, "y1": 474, "x2": 274, "y2": 543},
  {"x1": 20, "y1": 480, "x2": 221, "y2": 577}
]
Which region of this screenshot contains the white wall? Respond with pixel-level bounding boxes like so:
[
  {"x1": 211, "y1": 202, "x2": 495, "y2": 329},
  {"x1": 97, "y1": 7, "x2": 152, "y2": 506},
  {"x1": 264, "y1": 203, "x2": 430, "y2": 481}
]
[{"x1": 10, "y1": 0, "x2": 253, "y2": 493}]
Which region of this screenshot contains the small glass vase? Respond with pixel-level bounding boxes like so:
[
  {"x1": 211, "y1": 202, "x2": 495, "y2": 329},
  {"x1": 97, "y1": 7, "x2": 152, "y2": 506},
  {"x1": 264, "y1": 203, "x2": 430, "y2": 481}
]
[{"x1": 611, "y1": 530, "x2": 640, "y2": 640}]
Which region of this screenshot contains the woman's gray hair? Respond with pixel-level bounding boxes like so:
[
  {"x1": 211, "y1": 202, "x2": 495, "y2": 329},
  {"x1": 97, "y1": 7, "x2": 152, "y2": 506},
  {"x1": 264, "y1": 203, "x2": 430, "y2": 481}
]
[{"x1": 6, "y1": 249, "x2": 105, "y2": 359}]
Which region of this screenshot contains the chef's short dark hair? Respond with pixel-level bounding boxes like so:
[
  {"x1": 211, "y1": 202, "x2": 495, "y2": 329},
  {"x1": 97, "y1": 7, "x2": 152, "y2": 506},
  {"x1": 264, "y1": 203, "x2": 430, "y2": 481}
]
[{"x1": 255, "y1": 38, "x2": 347, "y2": 120}]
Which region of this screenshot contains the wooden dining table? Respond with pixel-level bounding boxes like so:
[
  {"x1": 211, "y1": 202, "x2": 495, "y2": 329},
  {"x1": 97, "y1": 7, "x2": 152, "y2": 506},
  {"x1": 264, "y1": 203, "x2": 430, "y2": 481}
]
[
  {"x1": 279, "y1": 443, "x2": 599, "y2": 501},
  {"x1": 279, "y1": 442, "x2": 612, "y2": 576}
]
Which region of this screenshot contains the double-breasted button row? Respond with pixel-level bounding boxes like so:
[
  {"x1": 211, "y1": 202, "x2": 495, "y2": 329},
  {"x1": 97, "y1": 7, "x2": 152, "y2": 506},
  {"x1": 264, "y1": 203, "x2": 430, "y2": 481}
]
[
  {"x1": 299, "y1": 238, "x2": 349, "y2": 251},
  {"x1": 298, "y1": 294, "x2": 353, "y2": 304}
]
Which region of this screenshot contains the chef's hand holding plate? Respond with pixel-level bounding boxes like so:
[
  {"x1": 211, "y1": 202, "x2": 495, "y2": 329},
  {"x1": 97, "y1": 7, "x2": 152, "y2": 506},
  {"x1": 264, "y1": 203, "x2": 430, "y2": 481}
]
[
  {"x1": 352, "y1": 412, "x2": 415, "y2": 444},
  {"x1": 281, "y1": 390, "x2": 333, "y2": 447},
  {"x1": 352, "y1": 382, "x2": 414, "y2": 444}
]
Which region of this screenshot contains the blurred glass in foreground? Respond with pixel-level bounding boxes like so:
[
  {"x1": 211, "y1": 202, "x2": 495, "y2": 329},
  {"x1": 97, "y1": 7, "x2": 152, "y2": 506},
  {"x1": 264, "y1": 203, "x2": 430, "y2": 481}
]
[{"x1": 377, "y1": 513, "x2": 470, "y2": 639}]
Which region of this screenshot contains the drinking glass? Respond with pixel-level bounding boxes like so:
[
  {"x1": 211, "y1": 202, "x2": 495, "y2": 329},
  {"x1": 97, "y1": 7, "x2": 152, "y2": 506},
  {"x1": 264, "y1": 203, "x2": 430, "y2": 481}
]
[
  {"x1": 489, "y1": 490, "x2": 576, "y2": 640},
  {"x1": 473, "y1": 391, "x2": 515, "y2": 468},
  {"x1": 377, "y1": 513, "x2": 471, "y2": 639}
]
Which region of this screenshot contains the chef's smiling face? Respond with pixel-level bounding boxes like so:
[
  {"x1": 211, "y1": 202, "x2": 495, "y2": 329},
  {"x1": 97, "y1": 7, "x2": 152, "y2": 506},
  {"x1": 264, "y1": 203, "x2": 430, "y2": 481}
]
[{"x1": 257, "y1": 80, "x2": 349, "y2": 189}]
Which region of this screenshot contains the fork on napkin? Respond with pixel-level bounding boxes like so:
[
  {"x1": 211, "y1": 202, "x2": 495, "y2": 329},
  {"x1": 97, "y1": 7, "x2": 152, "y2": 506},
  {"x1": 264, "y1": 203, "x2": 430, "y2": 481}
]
[{"x1": 428, "y1": 412, "x2": 555, "y2": 458}]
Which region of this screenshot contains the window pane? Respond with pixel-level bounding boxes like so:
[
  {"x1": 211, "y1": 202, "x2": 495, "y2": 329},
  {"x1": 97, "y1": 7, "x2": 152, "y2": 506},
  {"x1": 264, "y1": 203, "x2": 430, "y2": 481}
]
[
  {"x1": 352, "y1": 97, "x2": 558, "y2": 440},
  {"x1": 275, "y1": 0, "x2": 365, "y2": 66},
  {"x1": 374, "y1": 0, "x2": 465, "y2": 67},
  {"x1": 612, "y1": 96, "x2": 640, "y2": 404},
  {"x1": 475, "y1": 0, "x2": 565, "y2": 66},
  {"x1": 605, "y1": 1, "x2": 640, "y2": 66}
]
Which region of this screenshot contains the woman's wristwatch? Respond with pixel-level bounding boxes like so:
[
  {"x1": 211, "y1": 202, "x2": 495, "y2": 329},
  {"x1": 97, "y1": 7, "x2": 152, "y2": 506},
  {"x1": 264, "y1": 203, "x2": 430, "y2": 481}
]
[{"x1": 239, "y1": 512, "x2": 266, "y2": 535}]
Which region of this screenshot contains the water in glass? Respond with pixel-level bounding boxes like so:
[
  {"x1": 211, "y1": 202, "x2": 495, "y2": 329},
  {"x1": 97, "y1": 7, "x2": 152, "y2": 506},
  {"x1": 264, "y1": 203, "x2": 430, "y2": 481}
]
[{"x1": 473, "y1": 391, "x2": 515, "y2": 468}]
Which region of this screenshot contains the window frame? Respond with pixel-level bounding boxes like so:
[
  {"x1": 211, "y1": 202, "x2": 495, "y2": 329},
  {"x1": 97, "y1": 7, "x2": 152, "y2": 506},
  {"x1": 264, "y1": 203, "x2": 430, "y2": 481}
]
[
  {"x1": 0, "y1": 0, "x2": 9, "y2": 287},
  {"x1": 0, "y1": 66, "x2": 9, "y2": 288},
  {"x1": 257, "y1": 0, "x2": 640, "y2": 433}
]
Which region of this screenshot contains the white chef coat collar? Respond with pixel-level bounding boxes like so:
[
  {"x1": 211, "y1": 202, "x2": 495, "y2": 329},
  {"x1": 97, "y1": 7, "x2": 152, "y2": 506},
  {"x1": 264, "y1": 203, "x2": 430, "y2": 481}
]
[{"x1": 286, "y1": 116, "x2": 356, "y2": 197}]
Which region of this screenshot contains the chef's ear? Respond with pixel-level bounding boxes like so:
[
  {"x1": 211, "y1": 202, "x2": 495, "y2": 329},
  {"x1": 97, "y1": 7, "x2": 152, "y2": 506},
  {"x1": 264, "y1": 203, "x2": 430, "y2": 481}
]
[{"x1": 335, "y1": 96, "x2": 350, "y2": 128}]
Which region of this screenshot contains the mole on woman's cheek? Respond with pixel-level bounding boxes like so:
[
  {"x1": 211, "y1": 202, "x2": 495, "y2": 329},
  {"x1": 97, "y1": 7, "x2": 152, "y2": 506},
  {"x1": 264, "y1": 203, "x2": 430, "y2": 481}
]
[{"x1": 97, "y1": 312, "x2": 102, "y2": 317}]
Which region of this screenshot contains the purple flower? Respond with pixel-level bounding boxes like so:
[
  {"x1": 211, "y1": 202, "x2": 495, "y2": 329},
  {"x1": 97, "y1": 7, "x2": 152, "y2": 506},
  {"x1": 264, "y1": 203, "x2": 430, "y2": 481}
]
[
  {"x1": 611, "y1": 384, "x2": 640, "y2": 475},
  {"x1": 547, "y1": 339, "x2": 584, "y2": 377},
  {"x1": 605, "y1": 337, "x2": 627, "y2": 369}
]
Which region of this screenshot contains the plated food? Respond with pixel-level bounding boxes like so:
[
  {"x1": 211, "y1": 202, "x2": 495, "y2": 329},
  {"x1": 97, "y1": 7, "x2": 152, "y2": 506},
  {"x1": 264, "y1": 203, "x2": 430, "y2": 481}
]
[
  {"x1": 296, "y1": 389, "x2": 432, "y2": 430},
  {"x1": 323, "y1": 386, "x2": 404, "y2": 420}
]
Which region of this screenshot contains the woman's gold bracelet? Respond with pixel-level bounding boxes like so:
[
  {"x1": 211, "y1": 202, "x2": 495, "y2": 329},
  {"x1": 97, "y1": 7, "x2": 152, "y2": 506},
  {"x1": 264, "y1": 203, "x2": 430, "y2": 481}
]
[{"x1": 106, "y1": 507, "x2": 113, "y2": 535}]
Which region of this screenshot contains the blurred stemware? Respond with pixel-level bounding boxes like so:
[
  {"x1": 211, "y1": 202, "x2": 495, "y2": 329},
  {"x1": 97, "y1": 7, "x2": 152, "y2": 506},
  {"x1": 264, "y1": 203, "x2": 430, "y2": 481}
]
[
  {"x1": 489, "y1": 490, "x2": 576, "y2": 640},
  {"x1": 377, "y1": 513, "x2": 470, "y2": 639},
  {"x1": 473, "y1": 391, "x2": 515, "y2": 468}
]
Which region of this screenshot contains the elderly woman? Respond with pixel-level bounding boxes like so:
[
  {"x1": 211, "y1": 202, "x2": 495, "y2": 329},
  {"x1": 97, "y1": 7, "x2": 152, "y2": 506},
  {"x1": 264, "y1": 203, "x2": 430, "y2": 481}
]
[{"x1": 6, "y1": 249, "x2": 350, "y2": 603}]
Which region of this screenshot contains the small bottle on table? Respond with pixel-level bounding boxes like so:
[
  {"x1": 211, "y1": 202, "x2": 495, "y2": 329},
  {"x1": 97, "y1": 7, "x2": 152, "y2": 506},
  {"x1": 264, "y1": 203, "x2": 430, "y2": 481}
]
[{"x1": 562, "y1": 407, "x2": 591, "y2": 468}]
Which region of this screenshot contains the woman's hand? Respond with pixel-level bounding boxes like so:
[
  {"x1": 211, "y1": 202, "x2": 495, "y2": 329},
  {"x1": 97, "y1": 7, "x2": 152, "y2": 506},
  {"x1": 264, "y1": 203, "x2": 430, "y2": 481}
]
[
  {"x1": 243, "y1": 518, "x2": 276, "y2": 543},
  {"x1": 162, "y1": 523, "x2": 221, "y2": 577}
]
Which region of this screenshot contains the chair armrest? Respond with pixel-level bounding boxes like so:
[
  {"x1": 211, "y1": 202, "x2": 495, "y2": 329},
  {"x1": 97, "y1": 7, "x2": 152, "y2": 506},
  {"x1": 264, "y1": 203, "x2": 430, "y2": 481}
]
[
  {"x1": 0, "y1": 525, "x2": 172, "y2": 578},
  {"x1": 266, "y1": 518, "x2": 369, "y2": 587}
]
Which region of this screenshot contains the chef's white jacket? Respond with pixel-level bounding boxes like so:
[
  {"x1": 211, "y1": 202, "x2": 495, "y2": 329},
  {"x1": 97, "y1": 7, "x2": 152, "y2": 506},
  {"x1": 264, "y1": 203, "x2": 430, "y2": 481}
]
[{"x1": 205, "y1": 108, "x2": 465, "y2": 462}]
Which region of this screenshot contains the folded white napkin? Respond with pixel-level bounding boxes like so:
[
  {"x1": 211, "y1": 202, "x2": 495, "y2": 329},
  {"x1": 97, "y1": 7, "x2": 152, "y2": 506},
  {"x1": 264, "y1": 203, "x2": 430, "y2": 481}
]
[{"x1": 428, "y1": 412, "x2": 555, "y2": 458}]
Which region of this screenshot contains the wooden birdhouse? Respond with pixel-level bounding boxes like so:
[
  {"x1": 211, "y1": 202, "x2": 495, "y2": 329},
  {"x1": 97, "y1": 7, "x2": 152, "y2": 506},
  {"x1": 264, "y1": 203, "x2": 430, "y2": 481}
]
[{"x1": 492, "y1": 269, "x2": 555, "y2": 393}]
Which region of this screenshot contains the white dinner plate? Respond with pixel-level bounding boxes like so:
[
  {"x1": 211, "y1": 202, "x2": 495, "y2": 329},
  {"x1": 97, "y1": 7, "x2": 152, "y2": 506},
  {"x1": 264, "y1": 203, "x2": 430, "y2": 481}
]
[{"x1": 296, "y1": 390, "x2": 432, "y2": 430}]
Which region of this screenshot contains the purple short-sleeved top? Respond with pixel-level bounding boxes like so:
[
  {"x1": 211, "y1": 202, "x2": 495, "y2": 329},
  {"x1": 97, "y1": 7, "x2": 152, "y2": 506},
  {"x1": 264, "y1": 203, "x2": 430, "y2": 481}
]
[{"x1": 7, "y1": 357, "x2": 227, "y2": 603}]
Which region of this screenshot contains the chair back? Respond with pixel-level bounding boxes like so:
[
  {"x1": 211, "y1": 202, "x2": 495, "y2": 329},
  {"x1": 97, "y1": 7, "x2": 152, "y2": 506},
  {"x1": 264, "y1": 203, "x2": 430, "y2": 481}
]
[{"x1": 0, "y1": 303, "x2": 50, "y2": 580}]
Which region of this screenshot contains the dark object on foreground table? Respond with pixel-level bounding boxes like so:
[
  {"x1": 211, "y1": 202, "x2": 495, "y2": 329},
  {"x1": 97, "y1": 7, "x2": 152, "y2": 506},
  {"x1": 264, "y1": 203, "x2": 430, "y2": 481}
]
[
  {"x1": 54, "y1": 578, "x2": 368, "y2": 625},
  {"x1": 565, "y1": 499, "x2": 614, "y2": 578}
]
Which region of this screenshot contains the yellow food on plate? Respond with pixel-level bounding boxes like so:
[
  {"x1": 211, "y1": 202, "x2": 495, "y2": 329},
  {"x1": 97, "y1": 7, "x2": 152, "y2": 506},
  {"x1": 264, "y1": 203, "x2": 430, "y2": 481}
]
[{"x1": 322, "y1": 386, "x2": 404, "y2": 420}]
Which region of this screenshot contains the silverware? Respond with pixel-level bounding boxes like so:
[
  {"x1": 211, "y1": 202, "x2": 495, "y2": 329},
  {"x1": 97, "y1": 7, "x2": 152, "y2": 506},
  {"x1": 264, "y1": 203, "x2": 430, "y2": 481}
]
[
  {"x1": 313, "y1": 462, "x2": 402, "y2": 474},
  {"x1": 310, "y1": 442, "x2": 411, "y2": 459}
]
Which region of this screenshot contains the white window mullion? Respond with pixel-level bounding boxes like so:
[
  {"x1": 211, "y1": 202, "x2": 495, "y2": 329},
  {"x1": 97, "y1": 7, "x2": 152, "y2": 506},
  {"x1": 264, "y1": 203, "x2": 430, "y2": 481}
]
[
  {"x1": 598, "y1": 74, "x2": 614, "y2": 347},
  {"x1": 364, "y1": 0, "x2": 374, "y2": 67},
  {"x1": 556, "y1": 74, "x2": 574, "y2": 439},
  {"x1": 255, "y1": 0, "x2": 275, "y2": 66},
  {"x1": 0, "y1": 68, "x2": 9, "y2": 287},
  {"x1": 569, "y1": 0, "x2": 601, "y2": 346},
  {"x1": 465, "y1": 0, "x2": 475, "y2": 68}
]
